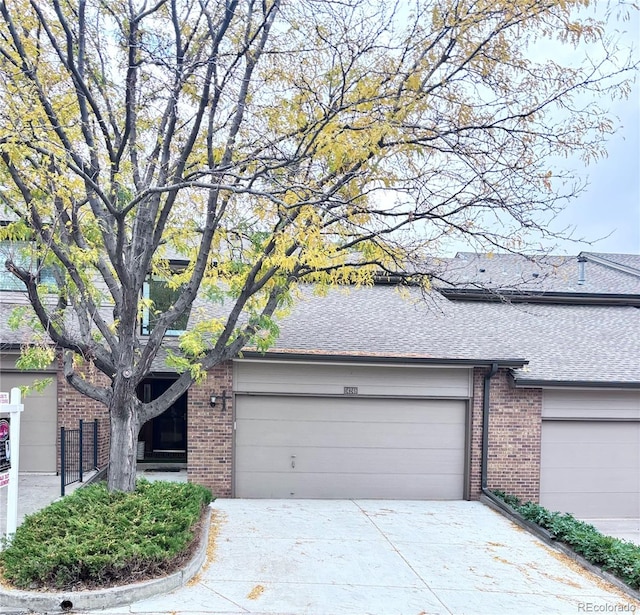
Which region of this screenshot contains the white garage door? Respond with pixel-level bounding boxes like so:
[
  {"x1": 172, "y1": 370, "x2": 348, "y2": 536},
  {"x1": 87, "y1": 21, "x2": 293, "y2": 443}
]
[
  {"x1": 235, "y1": 395, "x2": 467, "y2": 499},
  {"x1": 541, "y1": 421, "x2": 640, "y2": 519},
  {"x1": 0, "y1": 371, "x2": 57, "y2": 472}
]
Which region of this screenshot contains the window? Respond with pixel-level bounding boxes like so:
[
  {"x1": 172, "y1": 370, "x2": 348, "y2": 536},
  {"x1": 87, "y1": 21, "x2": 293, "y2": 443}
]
[
  {"x1": 141, "y1": 278, "x2": 191, "y2": 335},
  {"x1": 0, "y1": 241, "x2": 56, "y2": 291}
]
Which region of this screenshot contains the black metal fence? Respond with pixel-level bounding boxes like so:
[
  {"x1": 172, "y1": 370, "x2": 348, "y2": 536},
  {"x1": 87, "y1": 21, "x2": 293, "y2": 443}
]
[{"x1": 60, "y1": 419, "x2": 99, "y2": 496}]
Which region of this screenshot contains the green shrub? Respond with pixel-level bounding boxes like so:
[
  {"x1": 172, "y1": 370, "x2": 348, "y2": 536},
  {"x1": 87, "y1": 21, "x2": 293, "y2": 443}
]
[
  {"x1": 0, "y1": 479, "x2": 212, "y2": 590},
  {"x1": 492, "y1": 490, "x2": 640, "y2": 590}
]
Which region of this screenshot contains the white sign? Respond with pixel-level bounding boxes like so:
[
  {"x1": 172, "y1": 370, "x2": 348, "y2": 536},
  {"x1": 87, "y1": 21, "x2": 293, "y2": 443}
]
[
  {"x1": 0, "y1": 392, "x2": 8, "y2": 405},
  {"x1": 0, "y1": 388, "x2": 23, "y2": 544}
]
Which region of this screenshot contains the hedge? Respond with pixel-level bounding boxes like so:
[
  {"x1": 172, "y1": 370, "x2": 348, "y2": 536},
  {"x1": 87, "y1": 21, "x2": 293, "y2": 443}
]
[{"x1": 492, "y1": 490, "x2": 640, "y2": 590}]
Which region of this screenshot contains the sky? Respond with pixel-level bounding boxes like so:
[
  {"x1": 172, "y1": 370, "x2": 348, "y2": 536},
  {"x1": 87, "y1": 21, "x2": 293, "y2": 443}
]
[
  {"x1": 548, "y1": 81, "x2": 639, "y2": 256},
  {"x1": 539, "y1": 4, "x2": 640, "y2": 256},
  {"x1": 433, "y1": 3, "x2": 640, "y2": 257}
]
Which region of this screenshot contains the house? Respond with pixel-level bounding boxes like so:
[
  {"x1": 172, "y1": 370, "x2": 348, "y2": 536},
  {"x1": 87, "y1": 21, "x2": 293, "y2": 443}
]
[{"x1": 1, "y1": 251, "x2": 639, "y2": 521}]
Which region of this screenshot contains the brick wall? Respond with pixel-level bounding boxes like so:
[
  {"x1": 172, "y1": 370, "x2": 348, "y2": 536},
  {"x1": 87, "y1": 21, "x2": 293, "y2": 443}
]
[
  {"x1": 187, "y1": 362, "x2": 233, "y2": 496},
  {"x1": 469, "y1": 367, "x2": 542, "y2": 502},
  {"x1": 58, "y1": 357, "x2": 235, "y2": 495},
  {"x1": 57, "y1": 358, "x2": 542, "y2": 502},
  {"x1": 57, "y1": 358, "x2": 110, "y2": 471}
]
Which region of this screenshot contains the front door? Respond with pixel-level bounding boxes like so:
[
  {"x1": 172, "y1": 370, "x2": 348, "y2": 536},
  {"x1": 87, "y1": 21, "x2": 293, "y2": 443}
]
[
  {"x1": 137, "y1": 378, "x2": 187, "y2": 463},
  {"x1": 152, "y1": 403, "x2": 187, "y2": 453}
]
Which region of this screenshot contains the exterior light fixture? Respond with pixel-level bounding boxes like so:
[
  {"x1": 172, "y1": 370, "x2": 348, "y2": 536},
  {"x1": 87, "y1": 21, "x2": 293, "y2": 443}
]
[{"x1": 210, "y1": 390, "x2": 230, "y2": 411}]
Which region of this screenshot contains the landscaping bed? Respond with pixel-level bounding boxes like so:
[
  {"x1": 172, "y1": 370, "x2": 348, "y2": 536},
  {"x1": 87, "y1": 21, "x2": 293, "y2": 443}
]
[
  {"x1": 492, "y1": 490, "x2": 640, "y2": 590},
  {"x1": 0, "y1": 479, "x2": 212, "y2": 591}
]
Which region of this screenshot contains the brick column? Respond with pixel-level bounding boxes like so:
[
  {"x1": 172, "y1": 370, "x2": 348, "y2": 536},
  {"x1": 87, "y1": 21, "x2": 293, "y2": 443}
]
[
  {"x1": 56, "y1": 358, "x2": 110, "y2": 471},
  {"x1": 187, "y1": 361, "x2": 233, "y2": 496},
  {"x1": 469, "y1": 367, "x2": 542, "y2": 503}
]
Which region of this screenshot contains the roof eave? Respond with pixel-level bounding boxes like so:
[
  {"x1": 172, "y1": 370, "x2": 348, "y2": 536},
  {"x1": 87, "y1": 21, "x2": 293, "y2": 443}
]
[
  {"x1": 439, "y1": 288, "x2": 640, "y2": 306},
  {"x1": 512, "y1": 376, "x2": 640, "y2": 390},
  {"x1": 238, "y1": 350, "x2": 528, "y2": 368}
]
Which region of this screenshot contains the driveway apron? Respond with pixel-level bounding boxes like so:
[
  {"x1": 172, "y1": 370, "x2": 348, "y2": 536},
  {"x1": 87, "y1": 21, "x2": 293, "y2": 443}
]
[{"x1": 88, "y1": 499, "x2": 639, "y2": 615}]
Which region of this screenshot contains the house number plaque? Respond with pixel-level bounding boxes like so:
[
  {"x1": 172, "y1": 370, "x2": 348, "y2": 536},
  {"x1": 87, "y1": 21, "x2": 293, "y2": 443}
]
[{"x1": 343, "y1": 387, "x2": 359, "y2": 395}]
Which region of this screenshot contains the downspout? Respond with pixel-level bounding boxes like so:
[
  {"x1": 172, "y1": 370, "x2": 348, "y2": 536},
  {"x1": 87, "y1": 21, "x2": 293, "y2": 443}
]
[{"x1": 481, "y1": 362, "x2": 499, "y2": 494}]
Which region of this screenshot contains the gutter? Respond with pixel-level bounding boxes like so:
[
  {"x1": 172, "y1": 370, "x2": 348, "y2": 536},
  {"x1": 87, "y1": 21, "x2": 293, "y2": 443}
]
[
  {"x1": 0, "y1": 343, "x2": 26, "y2": 351},
  {"x1": 439, "y1": 288, "x2": 640, "y2": 306},
  {"x1": 511, "y1": 376, "x2": 640, "y2": 390},
  {"x1": 238, "y1": 351, "x2": 528, "y2": 369}
]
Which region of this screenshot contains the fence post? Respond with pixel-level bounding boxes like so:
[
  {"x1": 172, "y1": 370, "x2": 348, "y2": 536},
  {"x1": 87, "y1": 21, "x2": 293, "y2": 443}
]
[
  {"x1": 79, "y1": 419, "x2": 84, "y2": 483},
  {"x1": 60, "y1": 426, "x2": 66, "y2": 497},
  {"x1": 94, "y1": 418, "x2": 98, "y2": 469}
]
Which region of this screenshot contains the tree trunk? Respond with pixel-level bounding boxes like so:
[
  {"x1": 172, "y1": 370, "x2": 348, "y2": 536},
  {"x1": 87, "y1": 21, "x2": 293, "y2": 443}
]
[{"x1": 107, "y1": 396, "x2": 140, "y2": 492}]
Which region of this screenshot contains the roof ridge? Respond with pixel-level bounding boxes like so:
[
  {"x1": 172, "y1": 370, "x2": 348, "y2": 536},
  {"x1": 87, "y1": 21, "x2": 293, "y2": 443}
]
[{"x1": 581, "y1": 252, "x2": 640, "y2": 278}]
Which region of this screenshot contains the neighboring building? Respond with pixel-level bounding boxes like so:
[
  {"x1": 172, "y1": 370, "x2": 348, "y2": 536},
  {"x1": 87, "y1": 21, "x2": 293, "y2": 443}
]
[{"x1": 1, "y1": 251, "x2": 639, "y2": 520}]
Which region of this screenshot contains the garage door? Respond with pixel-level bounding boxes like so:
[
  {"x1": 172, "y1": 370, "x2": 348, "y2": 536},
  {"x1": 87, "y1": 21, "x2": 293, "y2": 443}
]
[
  {"x1": 541, "y1": 421, "x2": 640, "y2": 518},
  {"x1": 235, "y1": 395, "x2": 467, "y2": 499},
  {"x1": 0, "y1": 372, "x2": 57, "y2": 472},
  {"x1": 540, "y1": 389, "x2": 640, "y2": 519}
]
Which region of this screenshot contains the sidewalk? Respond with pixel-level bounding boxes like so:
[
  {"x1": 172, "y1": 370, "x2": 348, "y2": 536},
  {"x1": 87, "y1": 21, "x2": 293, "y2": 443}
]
[{"x1": 0, "y1": 473, "x2": 72, "y2": 532}]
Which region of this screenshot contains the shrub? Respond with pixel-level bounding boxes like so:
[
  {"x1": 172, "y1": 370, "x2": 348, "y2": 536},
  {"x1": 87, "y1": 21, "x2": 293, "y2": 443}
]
[
  {"x1": 492, "y1": 490, "x2": 640, "y2": 590},
  {"x1": 0, "y1": 479, "x2": 212, "y2": 590}
]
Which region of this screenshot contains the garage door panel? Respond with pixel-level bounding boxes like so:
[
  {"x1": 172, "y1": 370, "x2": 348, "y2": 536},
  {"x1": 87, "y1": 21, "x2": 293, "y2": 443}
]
[
  {"x1": 542, "y1": 444, "x2": 639, "y2": 468},
  {"x1": 237, "y1": 420, "x2": 463, "y2": 449},
  {"x1": 541, "y1": 420, "x2": 640, "y2": 519},
  {"x1": 543, "y1": 422, "x2": 640, "y2": 444},
  {"x1": 235, "y1": 395, "x2": 467, "y2": 499},
  {"x1": 542, "y1": 492, "x2": 640, "y2": 519},
  {"x1": 236, "y1": 445, "x2": 465, "y2": 474},
  {"x1": 542, "y1": 468, "x2": 639, "y2": 493},
  {"x1": 238, "y1": 471, "x2": 464, "y2": 499},
  {"x1": 237, "y1": 398, "x2": 464, "y2": 423}
]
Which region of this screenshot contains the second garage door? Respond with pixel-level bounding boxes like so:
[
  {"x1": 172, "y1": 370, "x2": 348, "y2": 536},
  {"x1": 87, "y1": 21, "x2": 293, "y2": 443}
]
[
  {"x1": 235, "y1": 395, "x2": 467, "y2": 499},
  {"x1": 541, "y1": 421, "x2": 640, "y2": 519},
  {"x1": 0, "y1": 370, "x2": 57, "y2": 472},
  {"x1": 540, "y1": 389, "x2": 640, "y2": 519}
]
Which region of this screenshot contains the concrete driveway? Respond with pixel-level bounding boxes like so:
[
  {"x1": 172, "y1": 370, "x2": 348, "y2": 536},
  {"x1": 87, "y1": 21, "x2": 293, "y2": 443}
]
[{"x1": 92, "y1": 499, "x2": 639, "y2": 615}]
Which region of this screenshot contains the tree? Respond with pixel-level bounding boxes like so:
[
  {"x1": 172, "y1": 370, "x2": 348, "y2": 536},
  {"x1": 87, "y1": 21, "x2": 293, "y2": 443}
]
[{"x1": 0, "y1": 0, "x2": 635, "y2": 491}]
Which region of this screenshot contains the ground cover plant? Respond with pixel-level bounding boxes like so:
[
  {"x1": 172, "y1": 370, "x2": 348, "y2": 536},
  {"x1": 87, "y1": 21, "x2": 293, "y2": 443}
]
[
  {"x1": 492, "y1": 490, "x2": 640, "y2": 590},
  {"x1": 0, "y1": 479, "x2": 212, "y2": 590}
]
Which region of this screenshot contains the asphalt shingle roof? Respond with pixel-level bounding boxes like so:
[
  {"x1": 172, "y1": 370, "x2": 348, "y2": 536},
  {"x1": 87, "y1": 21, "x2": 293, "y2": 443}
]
[
  {"x1": 2, "y1": 251, "x2": 639, "y2": 386},
  {"x1": 438, "y1": 252, "x2": 640, "y2": 295},
  {"x1": 264, "y1": 284, "x2": 640, "y2": 385}
]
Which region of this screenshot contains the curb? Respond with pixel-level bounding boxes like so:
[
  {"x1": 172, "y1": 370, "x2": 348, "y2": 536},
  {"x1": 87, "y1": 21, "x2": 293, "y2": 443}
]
[
  {"x1": 480, "y1": 494, "x2": 640, "y2": 603},
  {"x1": 0, "y1": 506, "x2": 212, "y2": 613}
]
